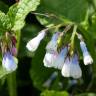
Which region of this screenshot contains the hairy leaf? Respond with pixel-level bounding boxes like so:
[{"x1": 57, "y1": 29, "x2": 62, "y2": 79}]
[
  {"x1": 36, "y1": 0, "x2": 88, "y2": 27},
  {"x1": 0, "y1": 11, "x2": 11, "y2": 33},
  {"x1": 7, "y1": 0, "x2": 40, "y2": 31}
]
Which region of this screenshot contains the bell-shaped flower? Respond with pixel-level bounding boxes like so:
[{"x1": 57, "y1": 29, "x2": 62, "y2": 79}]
[
  {"x1": 2, "y1": 52, "x2": 17, "y2": 72},
  {"x1": 46, "y1": 32, "x2": 60, "y2": 53},
  {"x1": 70, "y1": 54, "x2": 82, "y2": 79},
  {"x1": 61, "y1": 57, "x2": 71, "y2": 77},
  {"x1": 80, "y1": 41, "x2": 93, "y2": 65},
  {"x1": 53, "y1": 46, "x2": 68, "y2": 69},
  {"x1": 43, "y1": 52, "x2": 58, "y2": 67},
  {"x1": 26, "y1": 30, "x2": 46, "y2": 52},
  {"x1": 61, "y1": 54, "x2": 82, "y2": 79}
]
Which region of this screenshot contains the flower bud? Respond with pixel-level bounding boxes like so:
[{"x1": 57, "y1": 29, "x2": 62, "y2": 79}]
[
  {"x1": 80, "y1": 41, "x2": 93, "y2": 65},
  {"x1": 11, "y1": 46, "x2": 17, "y2": 56},
  {"x1": 26, "y1": 30, "x2": 46, "y2": 52}
]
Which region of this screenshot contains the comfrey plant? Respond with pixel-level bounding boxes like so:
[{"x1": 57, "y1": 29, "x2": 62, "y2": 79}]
[
  {"x1": 0, "y1": 32, "x2": 18, "y2": 72},
  {"x1": 26, "y1": 24, "x2": 93, "y2": 79}
]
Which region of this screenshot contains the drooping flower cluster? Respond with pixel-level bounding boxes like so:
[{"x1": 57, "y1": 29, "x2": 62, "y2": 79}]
[
  {"x1": 43, "y1": 32, "x2": 82, "y2": 79},
  {"x1": 0, "y1": 32, "x2": 18, "y2": 72},
  {"x1": 26, "y1": 26, "x2": 93, "y2": 79}
]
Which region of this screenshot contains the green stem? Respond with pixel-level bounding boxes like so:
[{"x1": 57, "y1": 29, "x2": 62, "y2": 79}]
[
  {"x1": 7, "y1": 72, "x2": 17, "y2": 96},
  {"x1": 7, "y1": 30, "x2": 21, "y2": 96},
  {"x1": 70, "y1": 25, "x2": 77, "y2": 55}
]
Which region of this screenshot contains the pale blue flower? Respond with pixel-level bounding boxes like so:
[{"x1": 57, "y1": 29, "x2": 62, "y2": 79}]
[
  {"x1": 61, "y1": 57, "x2": 71, "y2": 77},
  {"x1": 53, "y1": 46, "x2": 68, "y2": 69},
  {"x1": 80, "y1": 41, "x2": 93, "y2": 65},
  {"x1": 26, "y1": 30, "x2": 46, "y2": 52},
  {"x1": 46, "y1": 32, "x2": 60, "y2": 53},
  {"x1": 2, "y1": 52, "x2": 17, "y2": 72},
  {"x1": 70, "y1": 54, "x2": 82, "y2": 79},
  {"x1": 43, "y1": 46, "x2": 68, "y2": 69},
  {"x1": 61, "y1": 54, "x2": 82, "y2": 79},
  {"x1": 43, "y1": 52, "x2": 58, "y2": 67}
]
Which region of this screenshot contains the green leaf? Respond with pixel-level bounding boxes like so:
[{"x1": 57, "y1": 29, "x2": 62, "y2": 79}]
[
  {"x1": 0, "y1": 11, "x2": 11, "y2": 33},
  {"x1": 40, "y1": 90, "x2": 69, "y2": 96},
  {"x1": 36, "y1": 0, "x2": 88, "y2": 27},
  {"x1": 7, "y1": 4, "x2": 18, "y2": 29},
  {"x1": 7, "y1": 0, "x2": 40, "y2": 31},
  {"x1": 36, "y1": 14, "x2": 65, "y2": 27}
]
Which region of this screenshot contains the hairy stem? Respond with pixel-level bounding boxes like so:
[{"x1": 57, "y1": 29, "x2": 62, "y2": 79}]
[{"x1": 7, "y1": 72, "x2": 17, "y2": 96}]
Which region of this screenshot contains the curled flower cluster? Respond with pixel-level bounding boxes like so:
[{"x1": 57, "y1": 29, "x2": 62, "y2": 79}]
[
  {"x1": 26, "y1": 26, "x2": 93, "y2": 79},
  {"x1": 0, "y1": 32, "x2": 18, "y2": 72}
]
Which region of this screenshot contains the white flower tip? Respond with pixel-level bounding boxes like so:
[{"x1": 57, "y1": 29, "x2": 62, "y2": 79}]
[
  {"x1": 72, "y1": 71, "x2": 82, "y2": 79},
  {"x1": 26, "y1": 37, "x2": 40, "y2": 52},
  {"x1": 43, "y1": 53, "x2": 52, "y2": 67},
  {"x1": 84, "y1": 55, "x2": 93, "y2": 65},
  {"x1": 61, "y1": 58, "x2": 70, "y2": 77},
  {"x1": 80, "y1": 41, "x2": 93, "y2": 65},
  {"x1": 61, "y1": 70, "x2": 70, "y2": 77},
  {"x1": 26, "y1": 42, "x2": 33, "y2": 51},
  {"x1": 61, "y1": 67, "x2": 70, "y2": 77},
  {"x1": 43, "y1": 58, "x2": 51, "y2": 67}
]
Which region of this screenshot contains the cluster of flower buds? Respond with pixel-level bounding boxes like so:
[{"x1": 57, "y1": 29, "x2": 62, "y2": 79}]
[
  {"x1": 26, "y1": 25, "x2": 93, "y2": 79},
  {"x1": 0, "y1": 32, "x2": 18, "y2": 72}
]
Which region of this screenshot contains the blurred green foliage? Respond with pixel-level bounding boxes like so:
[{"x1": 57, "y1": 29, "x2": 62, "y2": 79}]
[{"x1": 40, "y1": 90, "x2": 69, "y2": 96}]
